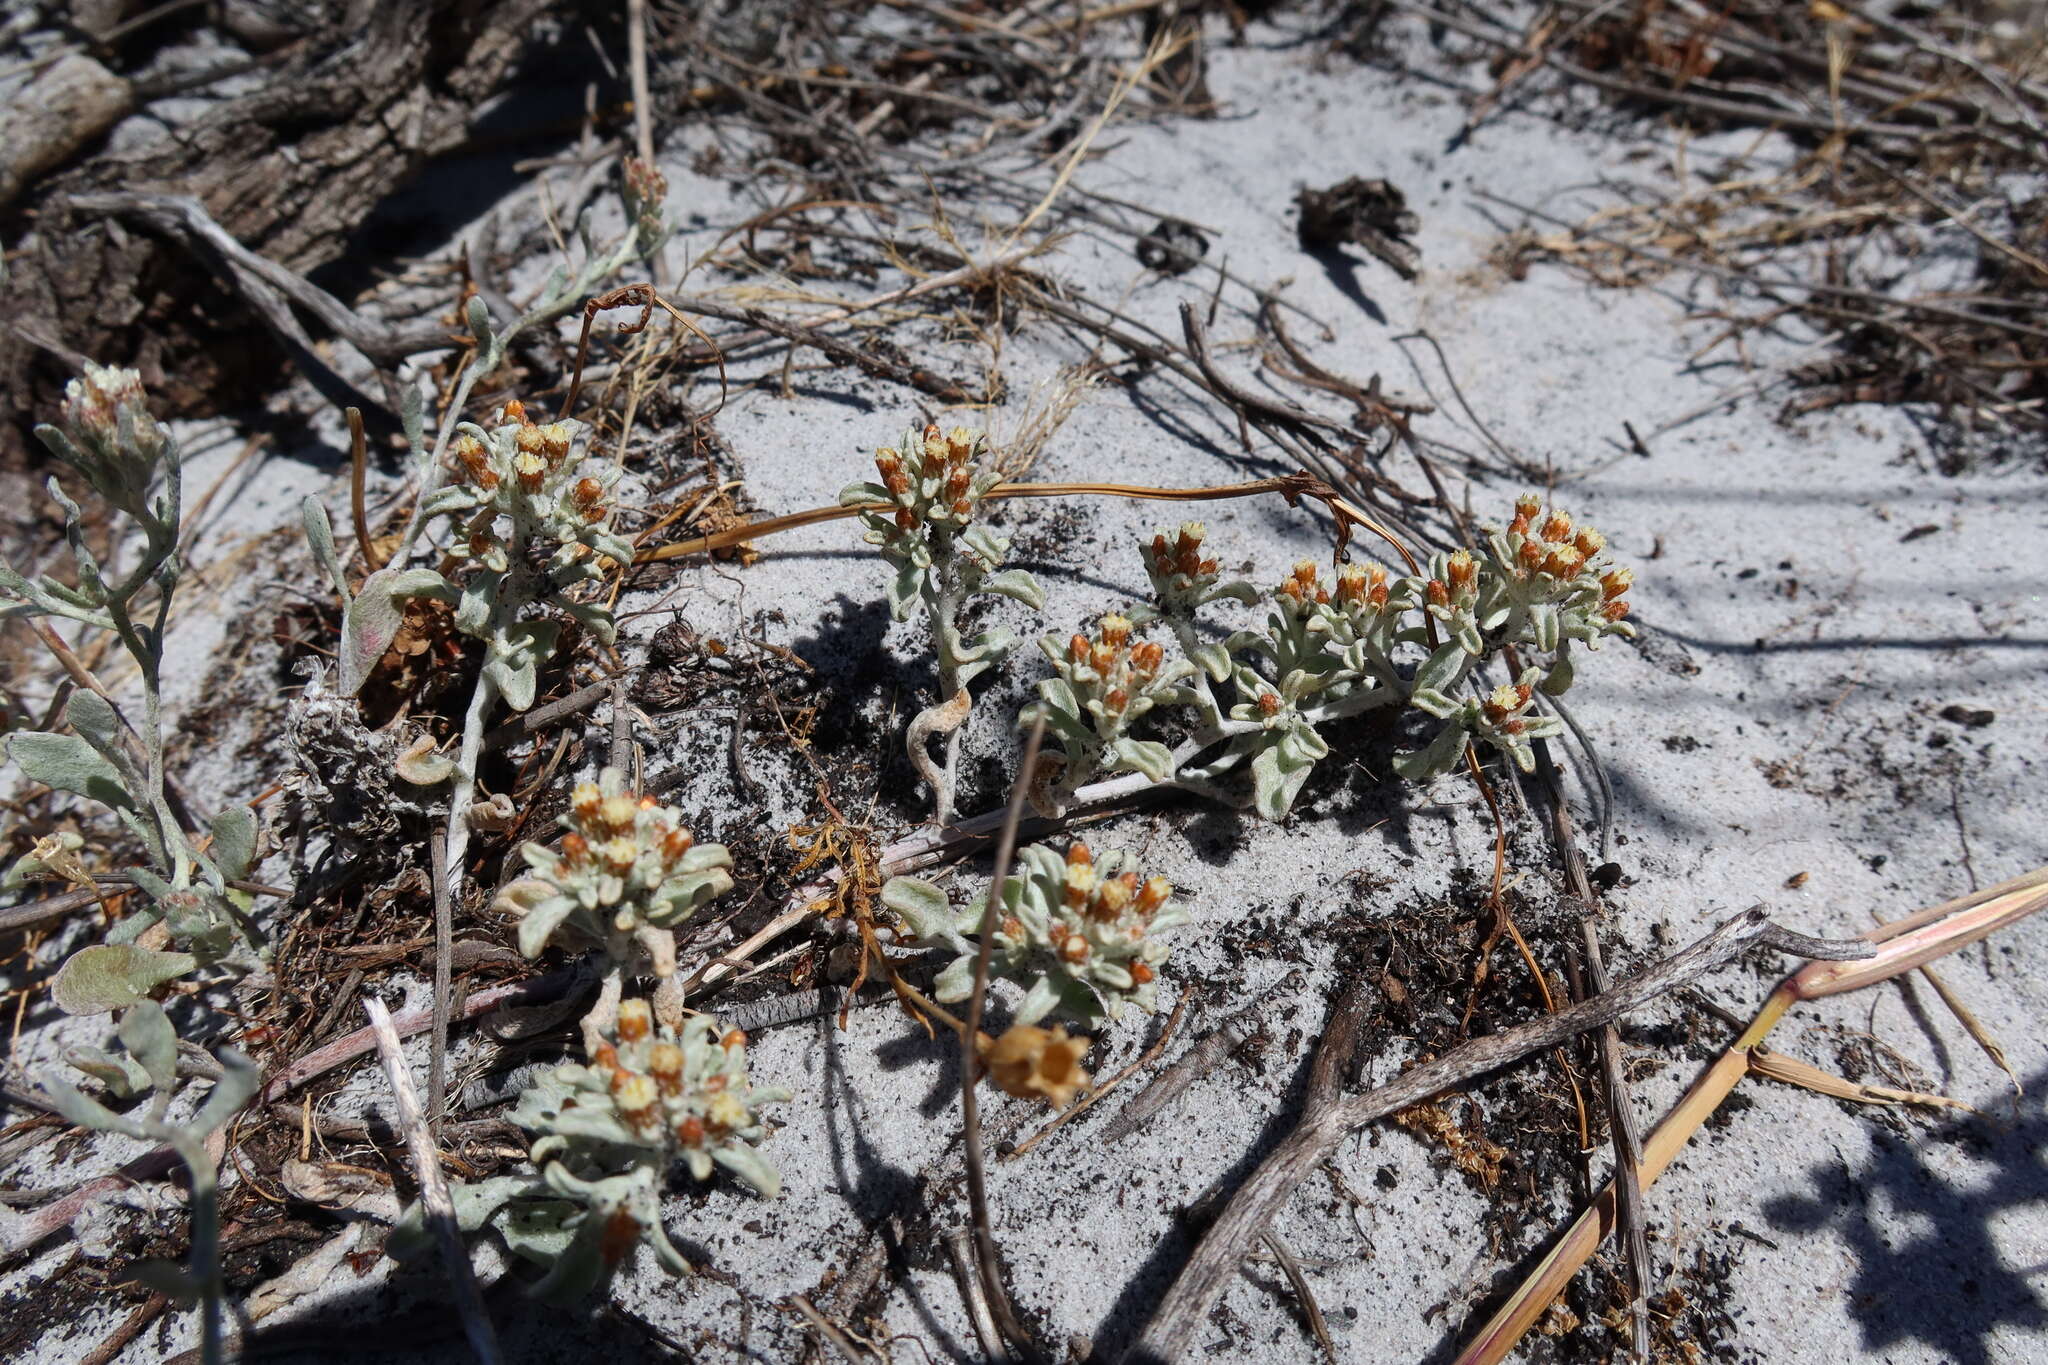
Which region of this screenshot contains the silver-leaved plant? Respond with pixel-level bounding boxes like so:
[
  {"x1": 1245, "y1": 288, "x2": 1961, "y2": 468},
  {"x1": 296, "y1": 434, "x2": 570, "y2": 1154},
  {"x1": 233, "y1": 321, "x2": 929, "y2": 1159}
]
[{"x1": 884, "y1": 841, "x2": 1186, "y2": 1026}]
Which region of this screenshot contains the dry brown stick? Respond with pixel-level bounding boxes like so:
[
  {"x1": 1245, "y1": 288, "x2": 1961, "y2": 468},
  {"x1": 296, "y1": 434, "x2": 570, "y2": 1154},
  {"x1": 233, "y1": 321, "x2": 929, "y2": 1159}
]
[
  {"x1": 785, "y1": 1292, "x2": 873, "y2": 1363},
  {"x1": 77, "y1": 1292, "x2": 170, "y2": 1365},
  {"x1": 258, "y1": 965, "x2": 583, "y2": 1104},
  {"x1": 346, "y1": 406, "x2": 384, "y2": 572},
  {"x1": 1529, "y1": 735, "x2": 1648, "y2": 1359},
  {"x1": 1121, "y1": 909, "x2": 1874, "y2": 1363},
  {"x1": 958, "y1": 718, "x2": 1048, "y2": 1361},
  {"x1": 635, "y1": 474, "x2": 1325, "y2": 562},
  {"x1": 1260, "y1": 1230, "x2": 1337, "y2": 1364},
  {"x1": 1477, "y1": 190, "x2": 2048, "y2": 342},
  {"x1": 1099, "y1": 974, "x2": 1298, "y2": 1144},
  {"x1": 363, "y1": 996, "x2": 502, "y2": 1365},
  {"x1": 427, "y1": 832, "x2": 452, "y2": 1134}
]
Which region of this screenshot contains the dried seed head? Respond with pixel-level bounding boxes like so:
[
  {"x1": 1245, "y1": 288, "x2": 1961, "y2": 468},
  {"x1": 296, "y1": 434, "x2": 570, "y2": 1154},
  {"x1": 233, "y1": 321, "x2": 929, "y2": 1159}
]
[
  {"x1": 1099, "y1": 614, "x2": 1132, "y2": 648},
  {"x1": 516, "y1": 423, "x2": 547, "y2": 457},
  {"x1": 1447, "y1": 549, "x2": 1478, "y2": 589},
  {"x1": 617, "y1": 999, "x2": 652, "y2": 1043},
  {"x1": 572, "y1": 782, "x2": 603, "y2": 822},
  {"x1": 982, "y1": 1024, "x2": 1089, "y2": 1108},
  {"x1": 561, "y1": 832, "x2": 589, "y2": 864},
  {"x1": 1515, "y1": 493, "x2": 1542, "y2": 521},
  {"x1": 514, "y1": 451, "x2": 547, "y2": 492}
]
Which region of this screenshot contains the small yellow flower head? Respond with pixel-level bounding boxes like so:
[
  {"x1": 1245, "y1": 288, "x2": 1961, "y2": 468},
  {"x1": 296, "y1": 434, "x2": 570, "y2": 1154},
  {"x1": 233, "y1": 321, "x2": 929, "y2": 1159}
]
[
  {"x1": 602, "y1": 836, "x2": 640, "y2": 874},
  {"x1": 600, "y1": 793, "x2": 638, "y2": 834},
  {"x1": 514, "y1": 450, "x2": 547, "y2": 492},
  {"x1": 617, "y1": 998, "x2": 652, "y2": 1043}
]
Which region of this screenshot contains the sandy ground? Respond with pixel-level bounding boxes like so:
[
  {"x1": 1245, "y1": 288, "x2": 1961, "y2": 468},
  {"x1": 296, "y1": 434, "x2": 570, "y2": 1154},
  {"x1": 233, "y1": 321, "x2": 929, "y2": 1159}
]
[{"x1": 4, "y1": 13, "x2": 2045, "y2": 1365}]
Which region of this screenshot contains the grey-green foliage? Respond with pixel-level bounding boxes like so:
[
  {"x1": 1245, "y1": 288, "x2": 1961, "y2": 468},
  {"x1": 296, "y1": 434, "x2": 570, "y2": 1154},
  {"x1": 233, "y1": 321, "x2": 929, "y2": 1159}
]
[
  {"x1": 392, "y1": 1000, "x2": 784, "y2": 1302},
  {"x1": 884, "y1": 841, "x2": 1188, "y2": 1026},
  {"x1": 0, "y1": 366, "x2": 263, "y2": 994},
  {"x1": 41, "y1": 1002, "x2": 259, "y2": 1365},
  {"x1": 841, "y1": 423, "x2": 1044, "y2": 821},
  {"x1": 1026, "y1": 500, "x2": 1637, "y2": 819},
  {"x1": 495, "y1": 767, "x2": 734, "y2": 972}
]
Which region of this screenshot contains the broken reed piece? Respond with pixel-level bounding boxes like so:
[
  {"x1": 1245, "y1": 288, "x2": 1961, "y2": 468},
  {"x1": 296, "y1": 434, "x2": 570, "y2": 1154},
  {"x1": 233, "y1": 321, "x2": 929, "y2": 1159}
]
[{"x1": 1451, "y1": 865, "x2": 2048, "y2": 1365}]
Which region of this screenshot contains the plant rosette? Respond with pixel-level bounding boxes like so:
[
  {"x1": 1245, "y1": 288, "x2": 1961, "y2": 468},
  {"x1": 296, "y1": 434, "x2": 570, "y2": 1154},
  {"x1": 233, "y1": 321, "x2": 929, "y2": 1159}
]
[{"x1": 885, "y1": 842, "x2": 1186, "y2": 1026}]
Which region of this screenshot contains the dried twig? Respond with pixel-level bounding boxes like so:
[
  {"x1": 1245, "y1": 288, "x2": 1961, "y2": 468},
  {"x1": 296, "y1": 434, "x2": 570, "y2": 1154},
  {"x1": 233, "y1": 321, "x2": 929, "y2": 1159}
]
[
  {"x1": 1123, "y1": 908, "x2": 1873, "y2": 1363},
  {"x1": 363, "y1": 996, "x2": 502, "y2": 1365}
]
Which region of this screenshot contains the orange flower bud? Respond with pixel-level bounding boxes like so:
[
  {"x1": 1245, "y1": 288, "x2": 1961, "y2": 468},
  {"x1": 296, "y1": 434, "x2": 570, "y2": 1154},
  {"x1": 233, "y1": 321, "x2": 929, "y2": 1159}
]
[
  {"x1": 1067, "y1": 842, "x2": 1093, "y2": 867},
  {"x1": 1137, "y1": 875, "x2": 1171, "y2": 912},
  {"x1": 1427, "y1": 579, "x2": 1450, "y2": 607},
  {"x1": 1447, "y1": 549, "x2": 1477, "y2": 589},
  {"x1": 1541, "y1": 511, "x2": 1573, "y2": 543},
  {"x1": 1541, "y1": 546, "x2": 1584, "y2": 579},
  {"x1": 723, "y1": 1029, "x2": 747, "y2": 1050},
  {"x1": 1103, "y1": 687, "x2": 1129, "y2": 713},
  {"x1": 514, "y1": 451, "x2": 546, "y2": 492},
  {"x1": 600, "y1": 1208, "x2": 641, "y2": 1267},
  {"x1": 1069, "y1": 633, "x2": 1091, "y2": 662},
  {"x1": 1603, "y1": 599, "x2": 1632, "y2": 623},
  {"x1": 502, "y1": 399, "x2": 528, "y2": 424},
  {"x1": 561, "y1": 832, "x2": 590, "y2": 864},
  {"x1": 676, "y1": 1115, "x2": 706, "y2": 1146},
  {"x1": 1515, "y1": 493, "x2": 1542, "y2": 521},
  {"x1": 1133, "y1": 641, "x2": 1164, "y2": 673},
  {"x1": 1601, "y1": 567, "x2": 1633, "y2": 600},
  {"x1": 895, "y1": 507, "x2": 918, "y2": 532},
  {"x1": 1130, "y1": 961, "x2": 1154, "y2": 984},
  {"x1": 1060, "y1": 932, "x2": 1090, "y2": 963},
  {"x1": 1258, "y1": 692, "x2": 1282, "y2": 717},
  {"x1": 1100, "y1": 614, "x2": 1131, "y2": 647},
  {"x1": 574, "y1": 476, "x2": 603, "y2": 506},
  {"x1": 572, "y1": 781, "x2": 603, "y2": 822},
  {"x1": 1575, "y1": 527, "x2": 1606, "y2": 557},
  {"x1": 617, "y1": 999, "x2": 652, "y2": 1043}
]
